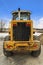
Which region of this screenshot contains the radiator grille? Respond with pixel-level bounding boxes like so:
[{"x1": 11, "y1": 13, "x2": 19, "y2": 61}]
[{"x1": 13, "y1": 22, "x2": 31, "y2": 41}]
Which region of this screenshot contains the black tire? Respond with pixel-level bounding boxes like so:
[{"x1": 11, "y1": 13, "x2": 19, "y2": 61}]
[
  {"x1": 33, "y1": 35, "x2": 39, "y2": 40},
  {"x1": 3, "y1": 48, "x2": 13, "y2": 57},
  {"x1": 3, "y1": 36, "x2": 13, "y2": 57},
  {"x1": 4, "y1": 36, "x2": 10, "y2": 41},
  {"x1": 31, "y1": 46, "x2": 41, "y2": 57}
]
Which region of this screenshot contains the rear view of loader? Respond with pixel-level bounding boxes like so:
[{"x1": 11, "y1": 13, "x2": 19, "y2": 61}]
[{"x1": 3, "y1": 8, "x2": 41, "y2": 57}]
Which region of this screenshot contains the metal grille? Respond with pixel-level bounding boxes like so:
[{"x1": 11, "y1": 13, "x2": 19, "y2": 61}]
[{"x1": 13, "y1": 22, "x2": 31, "y2": 41}]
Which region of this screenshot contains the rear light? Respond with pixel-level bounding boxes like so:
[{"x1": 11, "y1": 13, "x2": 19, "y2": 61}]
[
  {"x1": 13, "y1": 24, "x2": 17, "y2": 26},
  {"x1": 7, "y1": 45, "x2": 13, "y2": 48},
  {"x1": 33, "y1": 44, "x2": 38, "y2": 48},
  {"x1": 26, "y1": 23, "x2": 31, "y2": 26}
]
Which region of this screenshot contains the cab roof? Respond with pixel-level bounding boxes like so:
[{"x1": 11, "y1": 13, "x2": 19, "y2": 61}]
[{"x1": 12, "y1": 10, "x2": 31, "y2": 15}]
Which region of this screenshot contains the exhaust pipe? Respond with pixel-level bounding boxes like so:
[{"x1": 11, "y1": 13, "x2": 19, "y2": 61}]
[{"x1": 18, "y1": 8, "x2": 20, "y2": 20}]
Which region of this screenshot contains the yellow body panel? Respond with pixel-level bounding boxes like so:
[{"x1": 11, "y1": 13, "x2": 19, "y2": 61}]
[
  {"x1": 4, "y1": 20, "x2": 40, "y2": 52},
  {"x1": 4, "y1": 40, "x2": 40, "y2": 51},
  {"x1": 9, "y1": 20, "x2": 33, "y2": 41}
]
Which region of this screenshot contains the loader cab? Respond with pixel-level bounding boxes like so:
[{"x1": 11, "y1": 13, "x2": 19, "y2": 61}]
[{"x1": 12, "y1": 8, "x2": 31, "y2": 20}]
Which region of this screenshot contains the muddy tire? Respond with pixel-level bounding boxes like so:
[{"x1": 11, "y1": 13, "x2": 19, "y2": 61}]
[
  {"x1": 3, "y1": 48, "x2": 13, "y2": 57},
  {"x1": 3, "y1": 36, "x2": 13, "y2": 57},
  {"x1": 4, "y1": 36, "x2": 10, "y2": 41},
  {"x1": 33, "y1": 35, "x2": 39, "y2": 40},
  {"x1": 31, "y1": 46, "x2": 41, "y2": 57}
]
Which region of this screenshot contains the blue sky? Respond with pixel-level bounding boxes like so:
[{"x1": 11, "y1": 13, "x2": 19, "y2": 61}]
[{"x1": 0, "y1": 0, "x2": 43, "y2": 21}]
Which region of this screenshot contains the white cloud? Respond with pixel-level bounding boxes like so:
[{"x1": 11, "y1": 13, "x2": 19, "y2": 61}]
[
  {"x1": 33, "y1": 17, "x2": 43, "y2": 29},
  {"x1": 37, "y1": 18, "x2": 43, "y2": 29},
  {"x1": 33, "y1": 17, "x2": 43, "y2": 36},
  {"x1": 33, "y1": 20, "x2": 37, "y2": 28}
]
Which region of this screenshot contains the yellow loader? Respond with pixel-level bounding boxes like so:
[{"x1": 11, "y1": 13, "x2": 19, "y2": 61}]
[{"x1": 3, "y1": 8, "x2": 41, "y2": 57}]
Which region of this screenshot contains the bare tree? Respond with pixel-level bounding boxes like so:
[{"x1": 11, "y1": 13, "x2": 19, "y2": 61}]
[{"x1": 0, "y1": 20, "x2": 5, "y2": 32}]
